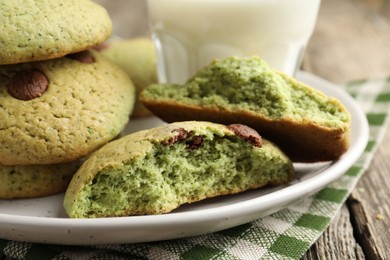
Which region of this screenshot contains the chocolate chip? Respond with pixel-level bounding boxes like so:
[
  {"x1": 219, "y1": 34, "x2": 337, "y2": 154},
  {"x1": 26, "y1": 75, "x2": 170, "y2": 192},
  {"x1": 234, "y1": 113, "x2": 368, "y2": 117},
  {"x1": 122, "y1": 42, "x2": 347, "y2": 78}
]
[
  {"x1": 162, "y1": 128, "x2": 204, "y2": 149},
  {"x1": 174, "y1": 128, "x2": 189, "y2": 140},
  {"x1": 67, "y1": 51, "x2": 95, "y2": 63},
  {"x1": 227, "y1": 124, "x2": 262, "y2": 147},
  {"x1": 7, "y1": 70, "x2": 49, "y2": 101},
  {"x1": 162, "y1": 128, "x2": 190, "y2": 146},
  {"x1": 187, "y1": 136, "x2": 203, "y2": 149}
]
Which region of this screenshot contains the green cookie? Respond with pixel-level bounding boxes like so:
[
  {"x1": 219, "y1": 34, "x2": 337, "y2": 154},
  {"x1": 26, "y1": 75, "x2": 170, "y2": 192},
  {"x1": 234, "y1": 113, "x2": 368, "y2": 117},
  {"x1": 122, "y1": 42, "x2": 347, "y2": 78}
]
[
  {"x1": 64, "y1": 121, "x2": 294, "y2": 218},
  {"x1": 0, "y1": 0, "x2": 112, "y2": 65},
  {"x1": 0, "y1": 50, "x2": 135, "y2": 165},
  {"x1": 0, "y1": 160, "x2": 81, "y2": 199},
  {"x1": 99, "y1": 38, "x2": 158, "y2": 117},
  {"x1": 140, "y1": 56, "x2": 351, "y2": 162}
]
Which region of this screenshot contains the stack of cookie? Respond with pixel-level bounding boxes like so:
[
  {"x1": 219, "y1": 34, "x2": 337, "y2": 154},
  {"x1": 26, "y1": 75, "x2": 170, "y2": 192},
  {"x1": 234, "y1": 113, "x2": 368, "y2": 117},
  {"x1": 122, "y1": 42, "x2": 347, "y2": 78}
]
[{"x1": 0, "y1": 0, "x2": 135, "y2": 199}]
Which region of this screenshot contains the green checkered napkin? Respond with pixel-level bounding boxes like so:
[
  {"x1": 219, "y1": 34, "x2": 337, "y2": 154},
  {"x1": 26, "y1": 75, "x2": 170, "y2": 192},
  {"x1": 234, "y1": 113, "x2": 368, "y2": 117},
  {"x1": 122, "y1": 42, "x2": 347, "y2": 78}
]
[{"x1": 1, "y1": 77, "x2": 389, "y2": 260}]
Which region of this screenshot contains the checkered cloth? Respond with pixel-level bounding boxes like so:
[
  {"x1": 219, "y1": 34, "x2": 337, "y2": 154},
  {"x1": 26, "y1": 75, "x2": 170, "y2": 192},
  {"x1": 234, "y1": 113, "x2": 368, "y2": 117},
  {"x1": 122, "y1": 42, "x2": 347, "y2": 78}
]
[{"x1": 1, "y1": 77, "x2": 389, "y2": 260}]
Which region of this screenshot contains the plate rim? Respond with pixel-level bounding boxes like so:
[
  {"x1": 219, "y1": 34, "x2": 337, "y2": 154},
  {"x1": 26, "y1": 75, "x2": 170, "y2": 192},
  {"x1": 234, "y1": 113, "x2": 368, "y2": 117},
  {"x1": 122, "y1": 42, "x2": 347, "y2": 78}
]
[{"x1": 0, "y1": 71, "x2": 369, "y2": 244}]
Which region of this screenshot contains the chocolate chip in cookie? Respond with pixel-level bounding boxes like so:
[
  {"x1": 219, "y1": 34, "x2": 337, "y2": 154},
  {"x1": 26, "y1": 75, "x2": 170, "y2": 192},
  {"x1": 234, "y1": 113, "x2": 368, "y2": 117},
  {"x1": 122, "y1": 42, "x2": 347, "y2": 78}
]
[
  {"x1": 7, "y1": 69, "x2": 49, "y2": 101},
  {"x1": 227, "y1": 124, "x2": 262, "y2": 147}
]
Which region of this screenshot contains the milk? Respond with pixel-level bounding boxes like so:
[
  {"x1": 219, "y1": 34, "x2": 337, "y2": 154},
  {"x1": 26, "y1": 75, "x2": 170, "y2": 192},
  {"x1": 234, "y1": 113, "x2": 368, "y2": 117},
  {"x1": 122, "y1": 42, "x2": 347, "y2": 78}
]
[{"x1": 147, "y1": 0, "x2": 321, "y2": 84}]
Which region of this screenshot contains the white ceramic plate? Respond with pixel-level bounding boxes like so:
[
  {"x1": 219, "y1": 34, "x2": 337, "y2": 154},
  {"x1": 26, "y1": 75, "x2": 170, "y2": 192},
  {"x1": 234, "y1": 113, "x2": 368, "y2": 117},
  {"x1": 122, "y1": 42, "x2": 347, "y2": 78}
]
[{"x1": 0, "y1": 72, "x2": 369, "y2": 245}]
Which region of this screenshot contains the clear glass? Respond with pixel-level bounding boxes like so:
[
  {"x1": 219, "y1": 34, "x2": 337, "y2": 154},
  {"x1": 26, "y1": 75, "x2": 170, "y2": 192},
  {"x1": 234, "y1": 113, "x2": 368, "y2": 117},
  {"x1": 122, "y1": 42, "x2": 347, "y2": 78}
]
[{"x1": 147, "y1": 0, "x2": 321, "y2": 84}]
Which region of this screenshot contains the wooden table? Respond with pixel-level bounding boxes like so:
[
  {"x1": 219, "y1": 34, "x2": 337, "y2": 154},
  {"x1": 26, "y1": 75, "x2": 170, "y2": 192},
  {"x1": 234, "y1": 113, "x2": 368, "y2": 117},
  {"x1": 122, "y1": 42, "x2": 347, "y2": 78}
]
[
  {"x1": 303, "y1": 1, "x2": 390, "y2": 259},
  {"x1": 95, "y1": 0, "x2": 390, "y2": 259}
]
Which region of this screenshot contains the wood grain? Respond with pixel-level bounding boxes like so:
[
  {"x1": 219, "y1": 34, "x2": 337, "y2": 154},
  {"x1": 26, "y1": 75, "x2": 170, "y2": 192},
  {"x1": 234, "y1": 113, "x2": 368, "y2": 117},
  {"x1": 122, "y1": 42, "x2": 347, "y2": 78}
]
[
  {"x1": 347, "y1": 128, "x2": 390, "y2": 260},
  {"x1": 302, "y1": 205, "x2": 365, "y2": 260},
  {"x1": 304, "y1": 0, "x2": 390, "y2": 83}
]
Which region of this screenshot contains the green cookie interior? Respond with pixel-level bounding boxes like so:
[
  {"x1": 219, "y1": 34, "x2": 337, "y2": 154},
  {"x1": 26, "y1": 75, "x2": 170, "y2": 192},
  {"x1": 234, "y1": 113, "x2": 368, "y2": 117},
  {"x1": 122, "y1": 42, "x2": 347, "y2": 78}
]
[
  {"x1": 141, "y1": 56, "x2": 349, "y2": 128},
  {"x1": 64, "y1": 122, "x2": 293, "y2": 218}
]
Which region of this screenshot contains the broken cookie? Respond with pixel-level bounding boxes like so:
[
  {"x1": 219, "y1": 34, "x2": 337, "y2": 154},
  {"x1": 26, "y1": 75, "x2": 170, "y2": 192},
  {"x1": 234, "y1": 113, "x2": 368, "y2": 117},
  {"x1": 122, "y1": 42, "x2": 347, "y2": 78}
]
[
  {"x1": 64, "y1": 121, "x2": 294, "y2": 218},
  {"x1": 140, "y1": 56, "x2": 351, "y2": 162}
]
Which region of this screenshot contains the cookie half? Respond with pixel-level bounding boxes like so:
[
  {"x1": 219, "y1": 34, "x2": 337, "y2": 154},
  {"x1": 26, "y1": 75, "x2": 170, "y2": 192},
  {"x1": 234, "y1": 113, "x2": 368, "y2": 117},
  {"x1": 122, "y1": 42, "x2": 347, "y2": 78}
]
[
  {"x1": 140, "y1": 56, "x2": 351, "y2": 162},
  {"x1": 0, "y1": 50, "x2": 135, "y2": 165},
  {"x1": 0, "y1": 0, "x2": 112, "y2": 65},
  {"x1": 64, "y1": 121, "x2": 294, "y2": 218}
]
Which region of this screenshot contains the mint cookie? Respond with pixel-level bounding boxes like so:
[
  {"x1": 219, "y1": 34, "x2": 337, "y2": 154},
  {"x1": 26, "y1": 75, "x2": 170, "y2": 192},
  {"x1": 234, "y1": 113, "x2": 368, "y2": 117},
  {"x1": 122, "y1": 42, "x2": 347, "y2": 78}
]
[
  {"x1": 64, "y1": 121, "x2": 294, "y2": 218},
  {"x1": 0, "y1": 0, "x2": 112, "y2": 65},
  {"x1": 0, "y1": 160, "x2": 81, "y2": 199},
  {"x1": 140, "y1": 56, "x2": 351, "y2": 162},
  {"x1": 0, "y1": 50, "x2": 135, "y2": 165}
]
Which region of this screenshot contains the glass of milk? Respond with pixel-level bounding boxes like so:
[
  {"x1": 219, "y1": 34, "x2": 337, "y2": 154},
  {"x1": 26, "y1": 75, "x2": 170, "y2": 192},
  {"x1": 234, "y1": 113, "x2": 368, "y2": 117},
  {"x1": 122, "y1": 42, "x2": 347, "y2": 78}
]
[{"x1": 147, "y1": 0, "x2": 321, "y2": 84}]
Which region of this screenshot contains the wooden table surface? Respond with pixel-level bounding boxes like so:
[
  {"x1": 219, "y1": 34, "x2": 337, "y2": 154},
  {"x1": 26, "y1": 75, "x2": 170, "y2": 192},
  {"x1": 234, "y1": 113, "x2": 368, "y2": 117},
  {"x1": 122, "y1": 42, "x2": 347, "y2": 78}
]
[{"x1": 95, "y1": 0, "x2": 390, "y2": 259}]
